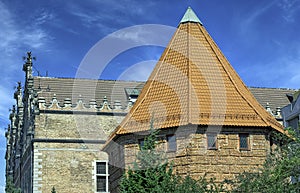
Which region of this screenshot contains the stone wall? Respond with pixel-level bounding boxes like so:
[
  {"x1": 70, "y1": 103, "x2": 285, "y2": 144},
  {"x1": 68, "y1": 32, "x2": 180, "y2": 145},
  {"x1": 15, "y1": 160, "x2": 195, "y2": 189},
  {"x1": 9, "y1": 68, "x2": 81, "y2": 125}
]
[
  {"x1": 106, "y1": 125, "x2": 274, "y2": 192},
  {"x1": 33, "y1": 112, "x2": 124, "y2": 193},
  {"x1": 33, "y1": 142, "x2": 108, "y2": 193},
  {"x1": 35, "y1": 113, "x2": 124, "y2": 140}
]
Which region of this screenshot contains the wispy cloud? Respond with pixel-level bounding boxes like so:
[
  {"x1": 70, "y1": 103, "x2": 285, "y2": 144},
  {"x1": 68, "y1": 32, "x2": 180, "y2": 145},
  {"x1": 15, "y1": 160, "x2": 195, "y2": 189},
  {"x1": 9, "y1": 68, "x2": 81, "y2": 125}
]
[
  {"x1": 0, "y1": 2, "x2": 51, "y2": 56},
  {"x1": 239, "y1": 1, "x2": 277, "y2": 32},
  {"x1": 33, "y1": 9, "x2": 55, "y2": 26},
  {"x1": 118, "y1": 60, "x2": 156, "y2": 81},
  {"x1": 67, "y1": 0, "x2": 157, "y2": 33},
  {"x1": 277, "y1": 0, "x2": 300, "y2": 22},
  {"x1": 0, "y1": 1, "x2": 53, "y2": 141},
  {"x1": 242, "y1": 44, "x2": 300, "y2": 89}
]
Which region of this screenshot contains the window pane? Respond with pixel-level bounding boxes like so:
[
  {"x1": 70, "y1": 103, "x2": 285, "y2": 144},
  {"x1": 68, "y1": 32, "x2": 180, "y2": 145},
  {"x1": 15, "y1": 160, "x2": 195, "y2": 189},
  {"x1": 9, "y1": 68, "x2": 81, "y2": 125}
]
[
  {"x1": 138, "y1": 139, "x2": 144, "y2": 150},
  {"x1": 239, "y1": 134, "x2": 249, "y2": 149},
  {"x1": 96, "y1": 162, "x2": 106, "y2": 174},
  {"x1": 167, "y1": 135, "x2": 177, "y2": 151},
  {"x1": 207, "y1": 134, "x2": 217, "y2": 149},
  {"x1": 96, "y1": 176, "x2": 106, "y2": 192}
]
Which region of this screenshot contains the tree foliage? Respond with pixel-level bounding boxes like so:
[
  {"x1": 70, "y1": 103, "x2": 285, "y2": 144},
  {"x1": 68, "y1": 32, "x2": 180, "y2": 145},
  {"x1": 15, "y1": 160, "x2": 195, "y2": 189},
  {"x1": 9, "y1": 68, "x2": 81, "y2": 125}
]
[
  {"x1": 5, "y1": 177, "x2": 20, "y2": 193},
  {"x1": 120, "y1": 120, "x2": 225, "y2": 193},
  {"x1": 120, "y1": 120, "x2": 300, "y2": 193},
  {"x1": 229, "y1": 128, "x2": 300, "y2": 193}
]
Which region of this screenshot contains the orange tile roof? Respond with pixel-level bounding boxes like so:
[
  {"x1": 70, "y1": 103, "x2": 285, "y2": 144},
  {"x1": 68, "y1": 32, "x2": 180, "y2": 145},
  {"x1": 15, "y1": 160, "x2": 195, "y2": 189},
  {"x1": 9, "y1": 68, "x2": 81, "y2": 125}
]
[{"x1": 106, "y1": 8, "x2": 284, "y2": 140}]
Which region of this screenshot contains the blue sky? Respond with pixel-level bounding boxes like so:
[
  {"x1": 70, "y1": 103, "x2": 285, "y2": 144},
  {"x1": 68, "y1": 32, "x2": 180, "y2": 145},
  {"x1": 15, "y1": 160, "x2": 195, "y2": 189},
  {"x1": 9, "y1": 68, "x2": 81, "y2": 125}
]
[{"x1": 0, "y1": 0, "x2": 300, "y2": 191}]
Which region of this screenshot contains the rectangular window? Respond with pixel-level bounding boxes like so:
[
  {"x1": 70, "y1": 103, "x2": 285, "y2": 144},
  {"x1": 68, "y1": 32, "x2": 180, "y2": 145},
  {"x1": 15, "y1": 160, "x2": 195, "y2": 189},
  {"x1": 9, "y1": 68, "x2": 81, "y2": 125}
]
[
  {"x1": 95, "y1": 161, "x2": 109, "y2": 192},
  {"x1": 96, "y1": 162, "x2": 106, "y2": 174},
  {"x1": 96, "y1": 176, "x2": 106, "y2": 192},
  {"x1": 167, "y1": 135, "x2": 177, "y2": 152},
  {"x1": 138, "y1": 139, "x2": 145, "y2": 150},
  {"x1": 239, "y1": 134, "x2": 250, "y2": 150},
  {"x1": 207, "y1": 133, "x2": 217, "y2": 150}
]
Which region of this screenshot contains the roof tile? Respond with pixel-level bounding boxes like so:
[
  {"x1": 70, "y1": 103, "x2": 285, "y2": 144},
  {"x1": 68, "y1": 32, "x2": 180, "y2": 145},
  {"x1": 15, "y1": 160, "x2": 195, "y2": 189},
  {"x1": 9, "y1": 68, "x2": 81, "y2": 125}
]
[{"x1": 110, "y1": 8, "x2": 286, "y2": 137}]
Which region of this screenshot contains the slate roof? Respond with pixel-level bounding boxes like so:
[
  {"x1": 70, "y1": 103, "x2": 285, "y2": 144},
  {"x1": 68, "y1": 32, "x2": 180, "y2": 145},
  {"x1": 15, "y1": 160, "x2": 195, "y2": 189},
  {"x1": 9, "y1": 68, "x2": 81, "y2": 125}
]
[
  {"x1": 33, "y1": 77, "x2": 295, "y2": 112},
  {"x1": 33, "y1": 77, "x2": 144, "y2": 108},
  {"x1": 106, "y1": 7, "x2": 286, "y2": 137},
  {"x1": 248, "y1": 87, "x2": 295, "y2": 114}
]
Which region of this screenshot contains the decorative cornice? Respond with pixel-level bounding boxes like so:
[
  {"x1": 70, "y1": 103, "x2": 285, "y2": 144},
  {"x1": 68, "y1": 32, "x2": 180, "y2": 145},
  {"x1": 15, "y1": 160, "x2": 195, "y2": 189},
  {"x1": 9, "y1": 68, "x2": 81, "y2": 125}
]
[{"x1": 37, "y1": 94, "x2": 134, "y2": 113}]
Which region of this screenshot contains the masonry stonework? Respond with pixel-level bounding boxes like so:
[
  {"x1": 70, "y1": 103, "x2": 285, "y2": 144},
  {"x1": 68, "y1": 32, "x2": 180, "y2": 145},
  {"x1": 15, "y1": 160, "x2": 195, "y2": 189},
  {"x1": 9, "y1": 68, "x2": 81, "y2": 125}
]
[
  {"x1": 106, "y1": 125, "x2": 275, "y2": 192},
  {"x1": 31, "y1": 112, "x2": 123, "y2": 192},
  {"x1": 5, "y1": 7, "x2": 295, "y2": 193}
]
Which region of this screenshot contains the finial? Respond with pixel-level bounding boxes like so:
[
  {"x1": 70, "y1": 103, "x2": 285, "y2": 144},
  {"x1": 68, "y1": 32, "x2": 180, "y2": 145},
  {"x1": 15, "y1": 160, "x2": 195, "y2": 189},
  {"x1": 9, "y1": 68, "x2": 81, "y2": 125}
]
[
  {"x1": 265, "y1": 103, "x2": 273, "y2": 115},
  {"x1": 276, "y1": 107, "x2": 281, "y2": 116},
  {"x1": 46, "y1": 85, "x2": 51, "y2": 91},
  {"x1": 22, "y1": 51, "x2": 36, "y2": 65},
  {"x1": 17, "y1": 82, "x2": 21, "y2": 91},
  {"x1": 114, "y1": 100, "x2": 122, "y2": 110},
  {"x1": 180, "y1": 7, "x2": 202, "y2": 25},
  {"x1": 103, "y1": 96, "x2": 108, "y2": 102}
]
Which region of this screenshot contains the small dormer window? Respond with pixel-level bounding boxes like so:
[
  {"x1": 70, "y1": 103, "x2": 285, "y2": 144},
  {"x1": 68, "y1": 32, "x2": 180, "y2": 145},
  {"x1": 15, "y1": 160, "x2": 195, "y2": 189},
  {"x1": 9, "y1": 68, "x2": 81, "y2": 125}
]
[{"x1": 125, "y1": 88, "x2": 140, "y2": 104}]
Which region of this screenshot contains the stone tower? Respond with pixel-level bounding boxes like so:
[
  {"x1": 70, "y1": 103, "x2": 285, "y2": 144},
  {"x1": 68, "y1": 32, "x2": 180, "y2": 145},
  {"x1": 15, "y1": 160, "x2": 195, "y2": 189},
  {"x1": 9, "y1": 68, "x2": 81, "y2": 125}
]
[{"x1": 103, "y1": 7, "x2": 285, "y2": 193}]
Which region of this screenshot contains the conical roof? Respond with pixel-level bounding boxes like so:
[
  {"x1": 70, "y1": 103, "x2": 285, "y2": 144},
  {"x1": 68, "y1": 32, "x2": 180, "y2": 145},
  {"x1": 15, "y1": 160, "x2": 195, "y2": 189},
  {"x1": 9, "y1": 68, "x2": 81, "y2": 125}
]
[{"x1": 108, "y1": 7, "x2": 284, "y2": 137}]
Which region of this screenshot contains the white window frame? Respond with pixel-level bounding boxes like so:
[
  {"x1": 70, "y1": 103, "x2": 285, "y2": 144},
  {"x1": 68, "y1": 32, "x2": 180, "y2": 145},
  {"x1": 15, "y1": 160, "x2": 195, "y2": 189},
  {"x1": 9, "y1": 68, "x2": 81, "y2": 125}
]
[{"x1": 94, "y1": 160, "x2": 109, "y2": 193}]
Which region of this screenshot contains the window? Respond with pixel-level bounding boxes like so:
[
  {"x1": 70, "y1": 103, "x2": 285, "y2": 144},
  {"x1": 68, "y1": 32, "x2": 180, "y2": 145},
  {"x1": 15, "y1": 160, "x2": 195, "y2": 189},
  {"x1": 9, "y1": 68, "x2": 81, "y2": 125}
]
[
  {"x1": 138, "y1": 139, "x2": 145, "y2": 150},
  {"x1": 95, "y1": 161, "x2": 109, "y2": 192},
  {"x1": 125, "y1": 88, "x2": 140, "y2": 104},
  {"x1": 207, "y1": 133, "x2": 217, "y2": 150},
  {"x1": 167, "y1": 135, "x2": 177, "y2": 152},
  {"x1": 239, "y1": 134, "x2": 250, "y2": 150}
]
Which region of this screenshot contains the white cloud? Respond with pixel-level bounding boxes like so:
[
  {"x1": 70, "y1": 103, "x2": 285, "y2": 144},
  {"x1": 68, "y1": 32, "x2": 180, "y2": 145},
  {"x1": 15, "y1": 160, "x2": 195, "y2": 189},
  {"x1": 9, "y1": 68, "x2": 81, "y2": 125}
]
[
  {"x1": 0, "y1": 2, "x2": 53, "y2": 132},
  {"x1": 246, "y1": 45, "x2": 300, "y2": 89},
  {"x1": 239, "y1": 1, "x2": 276, "y2": 32},
  {"x1": 277, "y1": 0, "x2": 300, "y2": 22},
  {"x1": 0, "y1": 128, "x2": 6, "y2": 138},
  {"x1": 118, "y1": 60, "x2": 156, "y2": 81},
  {"x1": 0, "y1": 2, "x2": 51, "y2": 55},
  {"x1": 34, "y1": 10, "x2": 55, "y2": 26},
  {"x1": 67, "y1": 0, "x2": 157, "y2": 32}
]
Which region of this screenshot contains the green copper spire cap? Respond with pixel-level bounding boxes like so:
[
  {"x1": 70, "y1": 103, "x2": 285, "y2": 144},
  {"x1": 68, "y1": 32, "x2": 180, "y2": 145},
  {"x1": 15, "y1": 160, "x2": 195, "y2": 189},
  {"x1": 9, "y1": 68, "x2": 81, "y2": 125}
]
[{"x1": 180, "y1": 6, "x2": 202, "y2": 25}]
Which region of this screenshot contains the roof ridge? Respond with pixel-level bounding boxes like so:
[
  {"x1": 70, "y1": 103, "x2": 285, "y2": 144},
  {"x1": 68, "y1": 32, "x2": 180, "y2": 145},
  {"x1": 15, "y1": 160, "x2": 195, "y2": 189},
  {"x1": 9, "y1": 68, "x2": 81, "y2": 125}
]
[
  {"x1": 34, "y1": 76, "x2": 145, "y2": 83},
  {"x1": 105, "y1": 8, "x2": 285, "y2": 140},
  {"x1": 187, "y1": 20, "x2": 191, "y2": 123},
  {"x1": 197, "y1": 23, "x2": 283, "y2": 132},
  {"x1": 115, "y1": 24, "x2": 182, "y2": 135}
]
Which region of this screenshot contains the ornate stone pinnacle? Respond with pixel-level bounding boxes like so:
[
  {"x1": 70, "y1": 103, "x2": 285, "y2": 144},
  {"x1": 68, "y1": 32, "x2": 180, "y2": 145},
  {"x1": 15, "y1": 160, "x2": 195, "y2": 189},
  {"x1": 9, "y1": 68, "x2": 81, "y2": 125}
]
[{"x1": 25, "y1": 51, "x2": 36, "y2": 64}]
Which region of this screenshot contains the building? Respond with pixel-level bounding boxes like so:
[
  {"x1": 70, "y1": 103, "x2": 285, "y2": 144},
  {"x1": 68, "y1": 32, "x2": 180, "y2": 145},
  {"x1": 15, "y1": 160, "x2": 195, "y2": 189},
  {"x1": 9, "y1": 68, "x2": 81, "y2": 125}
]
[
  {"x1": 103, "y1": 7, "x2": 292, "y2": 192},
  {"x1": 5, "y1": 7, "x2": 295, "y2": 193},
  {"x1": 282, "y1": 90, "x2": 300, "y2": 131},
  {"x1": 5, "y1": 52, "x2": 145, "y2": 193}
]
